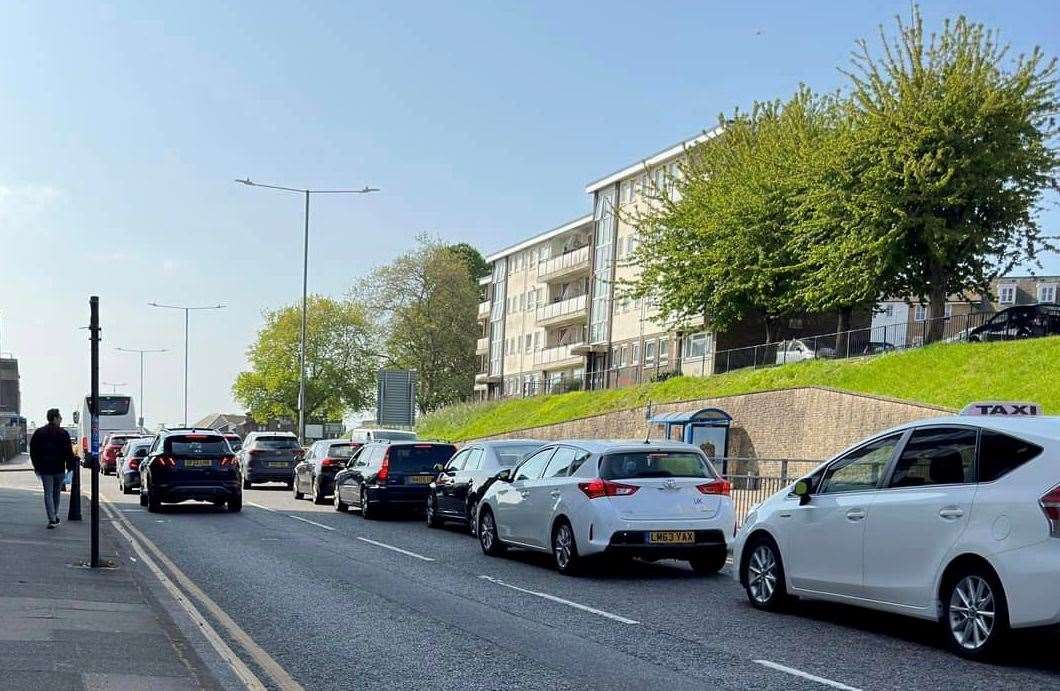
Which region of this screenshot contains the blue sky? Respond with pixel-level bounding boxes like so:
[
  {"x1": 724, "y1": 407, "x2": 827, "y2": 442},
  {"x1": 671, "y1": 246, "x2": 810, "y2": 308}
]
[{"x1": 2, "y1": 1, "x2": 1057, "y2": 428}]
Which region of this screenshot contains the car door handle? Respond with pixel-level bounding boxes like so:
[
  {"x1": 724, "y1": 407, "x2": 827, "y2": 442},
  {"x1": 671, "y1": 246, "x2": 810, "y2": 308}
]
[
  {"x1": 939, "y1": 507, "x2": 964, "y2": 520},
  {"x1": 846, "y1": 509, "x2": 866, "y2": 521}
]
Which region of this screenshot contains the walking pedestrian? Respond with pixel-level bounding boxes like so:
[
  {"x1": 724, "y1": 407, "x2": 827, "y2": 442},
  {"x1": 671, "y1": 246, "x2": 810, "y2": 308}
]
[{"x1": 29, "y1": 409, "x2": 78, "y2": 529}]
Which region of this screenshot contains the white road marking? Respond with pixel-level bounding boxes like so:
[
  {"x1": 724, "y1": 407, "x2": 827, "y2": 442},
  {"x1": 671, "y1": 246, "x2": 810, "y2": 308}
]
[
  {"x1": 100, "y1": 500, "x2": 305, "y2": 691},
  {"x1": 754, "y1": 660, "x2": 862, "y2": 691},
  {"x1": 356, "y1": 537, "x2": 435, "y2": 562},
  {"x1": 246, "y1": 501, "x2": 277, "y2": 512},
  {"x1": 289, "y1": 515, "x2": 335, "y2": 531},
  {"x1": 478, "y1": 575, "x2": 639, "y2": 625}
]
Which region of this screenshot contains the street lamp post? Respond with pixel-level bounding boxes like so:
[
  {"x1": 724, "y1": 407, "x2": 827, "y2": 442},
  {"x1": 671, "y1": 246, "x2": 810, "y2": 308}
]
[
  {"x1": 235, "y1": 178, "x2": 378, "y2": 444},
  {"x1": 101, "y1": 382, "x2": 126, "y2": 393},
  {"x1": 148, "y1": 303, "x2": 226, "y2": 426},
  {"x1": 116, "y1": 347, "x2": 167, "y2": 430}
]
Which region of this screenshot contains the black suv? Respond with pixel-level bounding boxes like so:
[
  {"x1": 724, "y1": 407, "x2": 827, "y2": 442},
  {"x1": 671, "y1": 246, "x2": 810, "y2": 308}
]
[
  {"x1": 333, "y1": 441, "x2": 456, "y2": 518},
  {"x1": 237, "y1": 432, "x2": 303, "y2": 489},
  {"x1": 139, "y1": 429, "x2": 242, "y2": 512},
  {"x1": 968, "y1": 303, "x2": 1060, "y2": 342}
]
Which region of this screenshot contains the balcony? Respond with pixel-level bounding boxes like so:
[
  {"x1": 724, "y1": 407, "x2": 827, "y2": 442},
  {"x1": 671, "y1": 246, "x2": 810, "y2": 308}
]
[
  {"x1": 536, "y1": 294, "x2": 588, "y2": 327},
  {"x1": 475, "y1": 371, "x2": 500, "y2": 384},
  {"x1": 533, "y1": 342, "x2": 585, "y2": 370},
  {"x1": 538, "y1": 246, "x2": 590, "y2": 282},
  {"x1": 477, "y1": 301, "x2": 491, "y2": 320},
  {"x1": 476, "y1": 336, "x2": 489, "y2": 354}
]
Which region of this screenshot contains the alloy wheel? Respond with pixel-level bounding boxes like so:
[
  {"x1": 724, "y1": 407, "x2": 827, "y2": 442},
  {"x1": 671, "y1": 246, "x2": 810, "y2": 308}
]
[
  {"x1": 479, "y1": 512, "x2": 495, "y2": 551},
  {"x1": 949, "y1": 575, "x2": 995, "y2": 650},
  {"x1": 748, "y1": 544, "x2": 778, "y2": 603},
  {"x1": 553, "y1": 524, "x2": 574, "y2": 570}
]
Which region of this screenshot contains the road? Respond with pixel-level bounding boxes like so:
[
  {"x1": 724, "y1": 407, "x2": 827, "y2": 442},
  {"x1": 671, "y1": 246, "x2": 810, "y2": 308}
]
[{"x1": 89, "y1": 477, "x2": 1059, "y2": 690}]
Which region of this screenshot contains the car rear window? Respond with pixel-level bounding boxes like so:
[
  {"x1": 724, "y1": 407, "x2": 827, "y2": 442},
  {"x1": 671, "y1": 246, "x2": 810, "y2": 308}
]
[
  {"x1": 599, "y1": 451, "x2": 715, "y2": 480},
  {"x1": 165, "y1": 435, "x2": 229, "y2": 457},
  {"x1": 495, "y1": 444, "x2": 543, "y2": 468},
  {"x1": 978, "y1": 431, "x2": 1043, "y2": 482},
  {"x1": 388, "y1": 444, "x2": 457, "y2": 472},
  {"x1": 252, "y1": 437, "x2": 299, "y2": 450},
  {"x1": 327, "y1": 443, "x2": 358, "y2": 458}
]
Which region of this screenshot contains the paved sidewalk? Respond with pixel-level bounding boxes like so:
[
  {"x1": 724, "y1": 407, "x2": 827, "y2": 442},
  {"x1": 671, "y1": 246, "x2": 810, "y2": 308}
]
[{"x1": 0, "y1": 462, "x2": 217, "y2": 690}]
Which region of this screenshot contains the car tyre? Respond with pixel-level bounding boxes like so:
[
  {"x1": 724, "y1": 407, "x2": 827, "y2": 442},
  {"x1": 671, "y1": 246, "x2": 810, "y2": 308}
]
[
  {"x1": 551, "y1": 520, "x2": 582, "y2": 576},
  {"x1": 477, "y1": 507, "x2": 505, "y2": 556},
  {"x1": 689, "y1": 548, "x2": 727, "y2": 575},
  {"x1": 426, "y1": 494, "x2": 443, "y2": 528},
  {"x1": 312, "y1": 478, "x2": 327, "y2": 505},
  {"x1": 293, "y1": 479, "x2": 304, "y2": 500},
  {"x1": 285, "y1": 481, "x2": 294, "y2": 491},
  {"x1": 466, "y1": 499, "x2": 479, "y2": 536},
  {"x1": 139, "y1": 484, "x2": 148, "y2": 507},
  {"x1": 228, "y1": 494, "x2": 242, "y2": 512},
  {"x1": 242, "y1": 476, "x2": 252, "y2": 490},
  {"x1": 942, "y1": 565, "x2": 1009, "y2": 660},
  {"x1": 147, "y1": 487, "x2": 161, "y2": 513},
  {"x1": 742, "y1": 536, "x2": 788, "y2": 611},
  {"x1": 360, "y1": 488, "x2": 375, "y2": 520},
  {"x1": 334, "y1": 488, "x2": 349, "y2": 512}
]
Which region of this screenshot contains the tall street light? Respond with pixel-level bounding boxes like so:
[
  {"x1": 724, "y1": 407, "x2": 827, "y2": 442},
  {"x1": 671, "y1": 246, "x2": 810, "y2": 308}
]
[
  {"x1": 235, "y1": 177, "x2": 378, "y2": 444},
  {"x1": 148, "y1": 302, "x2": 226, "y2": 426},
  {"x1": 116, "y1": 346, "x2": 168, "y2": 430}
]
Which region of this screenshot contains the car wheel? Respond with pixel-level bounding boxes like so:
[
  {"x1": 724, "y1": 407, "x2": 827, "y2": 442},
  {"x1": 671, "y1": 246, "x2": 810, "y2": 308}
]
[
  {"x1": 242, "y1": 476, "x2": 252, "y2": 490},
  {"x1": 139, "y1": 482, "x2": 148, "y2": 507},
  {"x1": 360, "y1": 488, "x2": 374, "y2": 520},
  {"x1": 426, "y1": 494, "x2": 443, "y2": 528},
  {"x1": 466, "y1": 499, "x2": 478, "y2": 536},
  {"x1": 285, "y1": 481, "x2": 294, "y2": 491},
  {"x1": 334, "y1": 488, "x2": 349, "y2": 512},
  {"x1": 477, "y1": 507, "x2": 505, "y2": 556},
  {"x1": 228, "y1": 494, "x2": 242, "y2": 512},
  {"x1": 293, "y1": 478, "x2": 304, "y2": 500},
  {"x1": 942, "y1": 566, "x2": 1009, "y2": 660},
  {"x1": 147, "y1": 487, "x2": 161, "y2": 513},
  {"x1": 689, "y1": 548, "x2": 727, "y2": 575},
  {"x1": 742, "y1": 536, "x2": 788, "y2": 610},
  {"x1": 312, "y1": 478, "x2": 327, "y2": 505},
  {"x1": 551, "y1": 520, "x2": 581, "y2": 575}
]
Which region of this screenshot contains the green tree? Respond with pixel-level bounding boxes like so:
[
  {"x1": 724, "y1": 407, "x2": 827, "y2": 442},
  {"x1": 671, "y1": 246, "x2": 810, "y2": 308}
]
[
  {"x1": 360, "y1": 237, "x2": 479, "y2": 413},
  {"x1": 232, "y1": 296, "x2": 378, "y2": 423},
  {"x1": 840, "y1": 7, "x2": 1059, "y2": 339},
  {"x1": 446, "y1": 242, "x2": 491, "y2": 285}
]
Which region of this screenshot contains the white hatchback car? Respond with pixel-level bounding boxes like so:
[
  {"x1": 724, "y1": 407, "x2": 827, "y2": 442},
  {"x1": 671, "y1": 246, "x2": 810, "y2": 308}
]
[
  {"x1": 476, "y1": 440, "x2": 735, "y2": 575},
  {"x1": 732, "y1": 409, "x2": 1060, "y2": 659}
]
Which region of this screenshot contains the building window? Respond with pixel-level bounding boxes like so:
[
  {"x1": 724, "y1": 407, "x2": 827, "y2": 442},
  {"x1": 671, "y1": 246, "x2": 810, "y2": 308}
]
[
  {"x1": 644, "y1": 340, "x2": 656, "y2": 363},
  {"x1": 533, "y1": 332, "x2": 541, "y2": 350},
  {"x1": 682, "y1": 332, "x2": 710, "y2": 359},
  {"x1": 620, "y1": 180, "x2": 632, "y2": 204},
  {"x1": 631, "y1": 343, "x2": 639, "y2": 365},
  {"x1": 944, "y1": 303, "x2": 953, "y2": 318},
  {"x1": 1038, "y1": 283, "x2": 1057, "y2": 304},
  {"x1": 914, "y1": 304, "x2": 927, "y2": 322},
  {"x1": 883, "y1": 304, "x2": 894, "y2": 318},
  {"x1": 524, "y1": 334, "x2": 532, "y2": 353},
  {"x1": 658, "y1": 338, "x2": 669, "y2": 364},
  {"x1": 997, "y1": 284, "x2": 1016, "y2": 304}
]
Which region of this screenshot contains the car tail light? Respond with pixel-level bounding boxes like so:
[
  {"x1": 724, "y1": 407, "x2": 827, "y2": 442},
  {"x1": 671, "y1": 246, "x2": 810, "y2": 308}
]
[
  {"x1": 129, "y1": 459, "x2": 140, "y2": 470},
  {"x1": 321, "y1": 457, "x2": 340, "y2": 469},
  {"x1": 155, "y1": 456, "x2": 176, "y2": 468},
  {"x1": 578, "y1": 478, "x2": 639, "y2": 499},
  {"x1": 219, "y1": 455, "x2": 236, "y2": 467},
  {"x1": 697, "y1": 479, "x2": 731, "y2": 496},
  {"x1": 377, "y1": 451, "x2": 390, "y2": 482},
  {"x1": 1040, "y1": 484, "x2": 1060, "y2": 537}
]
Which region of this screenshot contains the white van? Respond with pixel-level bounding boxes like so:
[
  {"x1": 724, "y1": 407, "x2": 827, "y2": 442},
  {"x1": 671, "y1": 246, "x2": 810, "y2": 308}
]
[
  {"x1": 349, "y1": 427, "x2": 417, "y2": 443},
  {"x1": 78, "y1": 394, "x2": 138, "y2": 454}
]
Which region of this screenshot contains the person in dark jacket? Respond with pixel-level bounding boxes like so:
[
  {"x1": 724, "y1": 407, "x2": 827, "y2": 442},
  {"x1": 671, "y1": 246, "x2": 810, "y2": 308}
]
[{"x1": 29, "y1": 409, "x2": 78, "y2": 528}]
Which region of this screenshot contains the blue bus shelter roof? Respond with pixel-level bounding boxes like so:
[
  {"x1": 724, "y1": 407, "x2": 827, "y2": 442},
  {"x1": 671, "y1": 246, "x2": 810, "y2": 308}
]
[{"x1": 649, "y1": 407, "x2": 732, "y2": 425}]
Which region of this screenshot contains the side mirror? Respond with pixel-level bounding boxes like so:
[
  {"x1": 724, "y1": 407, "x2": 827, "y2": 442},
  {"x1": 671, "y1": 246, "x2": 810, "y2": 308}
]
[
  {"x1": 793, "y1": 478, "x2": 812, "y2": 505},
  {"x1": 496, "y1": 469, "x2": 512, "y2": 483}
]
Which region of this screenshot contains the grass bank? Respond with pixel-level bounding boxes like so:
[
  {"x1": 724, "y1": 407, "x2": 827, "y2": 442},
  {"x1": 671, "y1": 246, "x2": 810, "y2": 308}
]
[{"x1": 418, "y1": 337, "x2": 1060, "y2": 441}]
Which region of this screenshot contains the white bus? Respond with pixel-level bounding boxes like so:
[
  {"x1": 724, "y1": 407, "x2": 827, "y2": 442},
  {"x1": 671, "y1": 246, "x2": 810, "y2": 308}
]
[{"x1": 78, "y1": 394, "x2": 138, "y2": 454}]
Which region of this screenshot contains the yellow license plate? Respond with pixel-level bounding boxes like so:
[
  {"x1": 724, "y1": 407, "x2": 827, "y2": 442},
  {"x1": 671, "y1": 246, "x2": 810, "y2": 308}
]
[
  {"x1": 184, "y1": 459, "x2": 212, "y2": 467},
  {"x1": 649, "y1": 531, "x2": 695, "y2": 544},
  {"x1": 409, "y1": 475, "x2": 433, "y2": 485},
  {"x1": 269, "y1": 462, "x2": 288, "y2": 468}
]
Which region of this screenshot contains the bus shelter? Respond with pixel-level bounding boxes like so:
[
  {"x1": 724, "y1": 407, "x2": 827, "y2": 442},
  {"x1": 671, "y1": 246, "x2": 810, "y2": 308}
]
[{"x1": 649, "y1": 407, "x2": 733, "y2": 473}]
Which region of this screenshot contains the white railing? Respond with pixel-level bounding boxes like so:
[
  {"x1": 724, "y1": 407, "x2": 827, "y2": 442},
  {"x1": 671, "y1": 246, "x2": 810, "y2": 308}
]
[
  {"x1": 536, "y1": 294, "x2": 588, "y2": 322},
  {"x1": 534, "y1": 342, "x2": 585, "y2": 366},
  {"x1": 478, "y1": 301, "x2": 491, "y2": 317},
  {"x1": 538, "y1": 246, "x2": 590, "y2": 277},
  {"x1": 476, "y1": 336, "x2": 489, "y2": 352}
]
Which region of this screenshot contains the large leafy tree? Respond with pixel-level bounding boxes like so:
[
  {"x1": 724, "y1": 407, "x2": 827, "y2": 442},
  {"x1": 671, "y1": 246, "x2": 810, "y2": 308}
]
[
  {"x1": 840, "y1": 7, "x2": 1059, "y2": 339},
  {"x1": 360, "y1": 236, "x2": 479, "y2": 413},
  {"x1": 233, "y1": 296, "x2": 378, "y2": 423}
]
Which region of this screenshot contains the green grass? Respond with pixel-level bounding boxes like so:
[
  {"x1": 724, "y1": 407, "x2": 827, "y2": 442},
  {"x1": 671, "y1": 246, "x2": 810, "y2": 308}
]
[{"x1": 418, "y1": 337, "x2": 1060, "y2": 441}]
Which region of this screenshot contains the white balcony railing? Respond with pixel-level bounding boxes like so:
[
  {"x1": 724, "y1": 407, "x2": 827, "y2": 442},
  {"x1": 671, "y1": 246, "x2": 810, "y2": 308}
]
[
  {"x1": 533, "y1": 341, "x2": 585, "y2": 366},
  {"x1": 538, "y1": 246, "x2": 590, "y2": 278},
  {"x1": 477, "y1": 301, "x2": 491, "y2": 318},
  {"x1": 536, "y1": 294, "x2": 588, "y2": 322},
  {"x1": 476, "y1": 336, "x2": 489, "y2": 352}
]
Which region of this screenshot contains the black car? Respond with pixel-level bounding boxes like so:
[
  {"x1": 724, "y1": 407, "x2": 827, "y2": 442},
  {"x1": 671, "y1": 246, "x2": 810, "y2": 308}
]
[
  {"x1": 333, "y1": 441, "x2": 456, "y2": 519},
  {"x1": 117, "y1": 437, "x2": 153, "y2": 495},
  {"x1": 967, "y1": 303, "x2": 1060, "y2": 342},
  {"x1": 139, "y1": 429, "x2": 241, "y2": 512},
  {"x1": 861, "y1": 341, "x2": 896, "y2": 355},
  {"x1": 293, "y1": 438, "x2": 362, "y2": 504},
  {"x1": 425, "y1": 439, "x2": 544, "y2": 532},
  {"x1": 237, "y1": 432, "x2": 303, "y2": 489}
]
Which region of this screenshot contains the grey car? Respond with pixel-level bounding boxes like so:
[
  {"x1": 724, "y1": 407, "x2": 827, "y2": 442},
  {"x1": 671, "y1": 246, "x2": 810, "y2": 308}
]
[{"x1": 425, "y1": 439, "x2": 545, "y2": 532}]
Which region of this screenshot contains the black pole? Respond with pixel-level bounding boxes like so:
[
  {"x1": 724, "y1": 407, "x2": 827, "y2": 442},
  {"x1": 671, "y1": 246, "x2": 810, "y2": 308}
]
[{"x1": 89, "y1": 296, "x2": 100, "y2": 568}]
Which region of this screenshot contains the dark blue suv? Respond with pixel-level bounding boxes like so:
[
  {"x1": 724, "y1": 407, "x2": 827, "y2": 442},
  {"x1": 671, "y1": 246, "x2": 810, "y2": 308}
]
[{"x1": 139, "y1": 429, "x2": 242, "y2": 512}]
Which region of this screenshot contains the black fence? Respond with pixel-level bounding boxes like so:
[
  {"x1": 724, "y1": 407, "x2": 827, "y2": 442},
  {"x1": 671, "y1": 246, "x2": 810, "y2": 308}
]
[{"x1": 719, "y1": 457, "x2": 821, "y2": 525}]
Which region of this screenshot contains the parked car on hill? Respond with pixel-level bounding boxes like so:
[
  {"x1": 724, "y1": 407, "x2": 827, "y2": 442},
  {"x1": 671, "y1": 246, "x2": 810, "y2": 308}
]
[
  {"x1": 333, "y1": 441, "x2": 456, "y2": 518},
  {"x1": 476, "y1": 440, "x2": 735, "y2": 575},
  {"x1": 966, "y1": 303, "x2": 1060, "y2": 342},
  {"x1": 426, "y1": 439, "x2": 545, "y2": 532},
  {"x1": 774, "y1": 339, "x2": 835, "y2": 364},
  {"x1": 733, "y1": 403, "x2": 1060, "y2": 660}
]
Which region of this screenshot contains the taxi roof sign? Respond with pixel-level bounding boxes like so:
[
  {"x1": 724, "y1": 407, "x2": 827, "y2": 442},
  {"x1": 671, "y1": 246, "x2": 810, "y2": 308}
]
[{"x1": 959, "y1": 401, "x2": 1043, "y2": 417}]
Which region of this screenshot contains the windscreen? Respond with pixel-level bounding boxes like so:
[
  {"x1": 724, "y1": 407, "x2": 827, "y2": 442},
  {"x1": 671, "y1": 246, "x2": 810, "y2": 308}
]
[
  {"x1": 165, "y1": 435, "x2": 229, "y2": 457},
  {"x1": 327, "y1": 443, "x2": 358, "y2": 458},
  {"x1": 252, "y1": 436, "x2": 299, "y2": 450},
  {"x1": 599, "y1": 451, "x2": 715, "y2": 480},
  {"x1": 92, "y1": 396, "x2": 131, "y2": 416},
  {"x1": 388, "y1": 444, "x2": 456, "y2": 472},
  {"x1": 495, "y1": 444, "x2": 543, "y2": 468}
]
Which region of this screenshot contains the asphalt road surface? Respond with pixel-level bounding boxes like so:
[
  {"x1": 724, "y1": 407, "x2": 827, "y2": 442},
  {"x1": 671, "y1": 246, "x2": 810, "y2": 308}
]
[{"x1": 92, "y1": 477, "x2": 1060, "y2": 691}]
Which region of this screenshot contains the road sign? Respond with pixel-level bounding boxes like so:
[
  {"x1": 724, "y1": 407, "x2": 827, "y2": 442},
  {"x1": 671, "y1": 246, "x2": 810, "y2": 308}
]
[{"x1": 377, "y1": 369, "x2": 417, "y2": 427}]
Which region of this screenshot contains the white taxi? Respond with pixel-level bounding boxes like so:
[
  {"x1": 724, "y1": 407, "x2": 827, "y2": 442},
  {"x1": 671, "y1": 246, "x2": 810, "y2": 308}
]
[{"x1": 732, "y1": 402, "x2": 1060, "y2": 659}]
